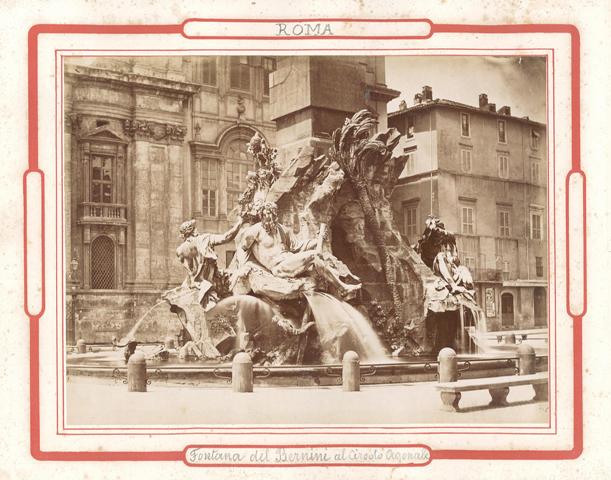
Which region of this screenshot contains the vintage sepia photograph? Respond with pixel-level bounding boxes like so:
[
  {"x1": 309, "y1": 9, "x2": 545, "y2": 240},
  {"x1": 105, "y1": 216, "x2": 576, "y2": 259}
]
[{"x1": 63, "y1": 54, "x2": 549, "y2": 427}]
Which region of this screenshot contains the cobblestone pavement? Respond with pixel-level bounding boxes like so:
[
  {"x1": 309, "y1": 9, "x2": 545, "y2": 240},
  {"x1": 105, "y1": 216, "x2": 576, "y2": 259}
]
[{"x1": 66, "y1": 376, "x2": 549, "y2": 426}]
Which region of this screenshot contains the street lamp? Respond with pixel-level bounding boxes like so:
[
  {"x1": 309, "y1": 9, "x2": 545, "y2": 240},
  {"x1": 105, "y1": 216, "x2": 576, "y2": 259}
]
[{"x1": 70, "y1": 257, "x2": 79, "y2": 287}]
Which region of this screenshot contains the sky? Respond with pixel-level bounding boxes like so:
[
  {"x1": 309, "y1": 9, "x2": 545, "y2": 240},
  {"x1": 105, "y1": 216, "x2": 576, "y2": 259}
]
[{"x1": 385, "y1": 56, "x2": 547, "y2": 123}]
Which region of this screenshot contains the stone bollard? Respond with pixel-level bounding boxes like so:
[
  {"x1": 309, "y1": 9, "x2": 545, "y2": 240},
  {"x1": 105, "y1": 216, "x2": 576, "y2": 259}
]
[
  {"x1": 437, "y1": 347, "x2": 460, "y2": 411},
  {"x1": 164, "y1": 336, "x2": 175, "y2": 350},
  {"x1": 517, "y1": 342, "x2": 547, "y2": 401},
  {"x1": 232, "y1": 352, "x2": 253, "y2": 393},
  {"x1": 342, "y1": 351, "x2": 360, "y2": 392},
  {"x1": 505, "y1": 333, "x2": 516, "y2": 344},
  {"x1": 127, "y1": 351, "x2": 147, "y2": 392},
  {"x1": 517, "y1": 343, "x2": 536, "y2": 375},
  {"x1": 437, "y1": 347, "x2": 458, "y2": 382},
  {"x1": 76, "y1": 339, "x2": 87, "y2": 354}
]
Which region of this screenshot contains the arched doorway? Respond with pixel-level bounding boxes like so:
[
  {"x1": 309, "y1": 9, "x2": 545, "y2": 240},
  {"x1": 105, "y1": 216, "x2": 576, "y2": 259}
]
[
  {"x1": 501, "y1": 292, "x2": 514, "y2": 327},
  {"x1": 91, "y1": 236, "x2": 115, "y2": 289},
  {"x1": 534, "y1": 287, "x2": 547, "y2": 327}
]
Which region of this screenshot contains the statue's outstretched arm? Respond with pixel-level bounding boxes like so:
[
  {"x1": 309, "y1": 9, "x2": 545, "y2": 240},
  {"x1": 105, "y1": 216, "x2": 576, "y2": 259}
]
[
  {"x1": 210, "y1": 217, "x2": 244, "y2": 246},
  {"x1": 293, "y1": 224, "x2": 326, "y2": 252},
  {"x1": 239, "y1": 224, "x2": 258, "y2": 252}
]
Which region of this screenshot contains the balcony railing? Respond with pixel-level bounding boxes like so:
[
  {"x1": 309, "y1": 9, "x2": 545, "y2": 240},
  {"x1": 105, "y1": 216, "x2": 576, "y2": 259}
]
[
  {"x1": 79, "y1": 202, "x2": 127, "y2": 225},
  {"x1": 470, "y1": 268, "x2": 503, "y2": 282}
]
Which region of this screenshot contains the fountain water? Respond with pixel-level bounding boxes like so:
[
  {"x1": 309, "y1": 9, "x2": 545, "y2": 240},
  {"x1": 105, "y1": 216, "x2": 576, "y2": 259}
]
[
  {"x1": 463, "y1": 307, "x2": 489, "y2": 354},
  {"x1": 304, "y1": 292, "x2": 388, "y2": 363},
  {"x1": 119, "y1": 300, "x2": 167, "y2": 345}
]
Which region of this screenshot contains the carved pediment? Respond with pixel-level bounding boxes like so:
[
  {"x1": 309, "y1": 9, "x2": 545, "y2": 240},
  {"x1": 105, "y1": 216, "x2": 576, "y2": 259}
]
[{"x1": 79, "y1": 125, "x2": 128, "y2": 143}]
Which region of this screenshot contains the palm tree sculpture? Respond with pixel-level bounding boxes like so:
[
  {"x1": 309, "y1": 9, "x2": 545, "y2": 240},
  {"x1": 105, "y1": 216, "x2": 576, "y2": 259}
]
[{"x1": 329, "y1": 109, "x2": 403, "y2": 323}]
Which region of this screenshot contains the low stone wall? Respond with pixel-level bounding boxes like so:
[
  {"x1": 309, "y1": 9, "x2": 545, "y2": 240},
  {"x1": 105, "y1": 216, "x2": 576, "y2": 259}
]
[{"x1": 67, "y1": 290, "x2": 183, "y2": 344}]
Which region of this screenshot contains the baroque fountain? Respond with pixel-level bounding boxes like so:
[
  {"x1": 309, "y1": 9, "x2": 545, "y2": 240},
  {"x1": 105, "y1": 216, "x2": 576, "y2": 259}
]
[{"x1": 68, "y1": 111, "x2": 505, "y2": 385}]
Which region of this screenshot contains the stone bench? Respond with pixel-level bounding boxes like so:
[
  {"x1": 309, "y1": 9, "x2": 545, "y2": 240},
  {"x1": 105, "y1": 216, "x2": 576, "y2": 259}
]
[{"x1": 435, "y1": 372, "x2": 548, "y2": 412}]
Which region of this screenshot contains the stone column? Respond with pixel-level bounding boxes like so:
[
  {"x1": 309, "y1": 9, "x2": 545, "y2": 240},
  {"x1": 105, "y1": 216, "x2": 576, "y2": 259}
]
[
  {"x1": 82, "y1": 226, "x2": 91, "y2": 289},
  {"x1": 64, "y1": 116, "x2": 72, "y2": 285},
  {"x1": 116, "y1": 145, "x2": 125, "y2": 204},
  {"x1": 125, "y1": 138, "x2": 135, "y2": 286},
  {"x1": 81, "y1": 141, "x2": 91, "y2": 290},
  {"x1": 132, "y1": 140, "x2": 152, "y2": 287},
  {"x1": 81, "y1": 142, "x2": 90, "y2": 201},
  {"x1": 167, "y1": 144, "x2": 185, "y2": 283},
  {"x1": 117, "y1": 229, "x2": 125, "y2": 289},
  {"x1": 149, "y1": 145, "x2": 168, "y2": 286}
]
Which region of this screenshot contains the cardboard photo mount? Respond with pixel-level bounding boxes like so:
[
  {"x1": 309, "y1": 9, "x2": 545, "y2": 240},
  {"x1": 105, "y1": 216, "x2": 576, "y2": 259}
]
[{"x1": 23, "y1": 18, "x2": 586, "y2": 464}]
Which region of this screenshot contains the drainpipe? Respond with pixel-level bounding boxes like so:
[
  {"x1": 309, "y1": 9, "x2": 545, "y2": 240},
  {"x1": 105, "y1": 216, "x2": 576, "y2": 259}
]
[
  {"x1": 429, "y1": 109, "x2": 433, "y2": 216},
  {"x1": 524, "y1": 123, "x2": 530, "y2": 281}
]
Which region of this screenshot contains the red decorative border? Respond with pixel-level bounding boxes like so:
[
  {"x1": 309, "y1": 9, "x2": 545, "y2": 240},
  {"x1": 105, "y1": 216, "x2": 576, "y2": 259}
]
[{"x1": 24, "y1": 20, "x2": 585, "y2": 463}]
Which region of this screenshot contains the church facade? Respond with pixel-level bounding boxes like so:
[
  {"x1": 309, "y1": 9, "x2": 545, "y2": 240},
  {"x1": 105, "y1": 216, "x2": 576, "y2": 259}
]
[
  {"x1": 63, "y1": 55, "x2": 392, "y2": 344},
  {"x1": 64, "y1": 56, "x2": 278, "y2": 343}
]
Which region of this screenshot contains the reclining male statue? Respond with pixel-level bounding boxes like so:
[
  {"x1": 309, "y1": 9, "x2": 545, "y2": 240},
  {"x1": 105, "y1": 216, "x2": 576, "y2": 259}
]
[{"x1": 231, "y1": 201, "x2": 361, "y2": 302}]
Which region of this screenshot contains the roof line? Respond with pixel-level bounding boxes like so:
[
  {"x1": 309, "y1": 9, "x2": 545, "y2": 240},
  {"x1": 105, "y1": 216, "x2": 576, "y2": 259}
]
[{"x1": 389, "y1": 99, "x2": 546, "y2": 127}]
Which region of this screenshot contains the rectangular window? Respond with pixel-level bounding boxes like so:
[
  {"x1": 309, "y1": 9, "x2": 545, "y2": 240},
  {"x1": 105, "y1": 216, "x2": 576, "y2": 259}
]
[
  {"x1": 230, "y1": 56, "x2": 251, "y2": 91},
  {"x1": 195, "y1": 57, "x2": 217, "y2": 86},
  {"x1": 531, "y1": 211, "x2": 543, "y2": 240},
  {"x1": 461, "y1": 112, "x2": 470, "y2": 137},
  {"x1": 502, "y1": 261, "x2": 510, "y2": 281},
  {"x1": 531, "y1": 129, "x2": 540, "y2": 149},
  {"x1": 406, "y1": 153, "x2": 416, "y2": 173},
  {"x1": 262, "y1": 57, "x2": 276, "y2": 96},
  {"x1": 201, "y1": 159, "x2": 218, "y2": 216},
  {"x1": 90, "y1": 155, "x2": 113, "y2": 203},
  {"x1": 498, "y1": 120, "x2": 507, "y2": 143},
  {"x1": 531, "y1": 160, "x2": 540, "y2": 183},
  {"x1": 403, "y1": 203, "x2": 419, "y2": 240},
  {"x1": 226, "y1": 161, "x2": 250, "y2": 212},
  {"x1": 498, "y1": 154, "x2": 509, "y2": 179},
  {"x1": 498, "y1": 208, "x2": 511, "y2": 237},
  {"x1": 461, "y1": 204, "x2": 475, "y2": 235},
  {"x1": 460, "y1": 149, "x2": 472, "y2": 173},
  {"x1": 403, "y1": 152, "x2": 416, "y2": 176},
  {"x1": 399, "y1": 150, "x2": 416, "y2": 178},
  {"x1": 535, "y1": 256, "x2": 544, "y2": 277},
  {"x1": 406, "y1": 116, "x2": 415, "y2": 138},
  {"x1": 201, "y1": 190, "x2": 217, "y2": 217}
]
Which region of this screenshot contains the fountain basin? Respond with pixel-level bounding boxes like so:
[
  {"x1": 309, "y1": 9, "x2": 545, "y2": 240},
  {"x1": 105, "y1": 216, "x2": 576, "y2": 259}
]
[{"x1": 66, "y1": 345, "x2": 548, "y2": 388}]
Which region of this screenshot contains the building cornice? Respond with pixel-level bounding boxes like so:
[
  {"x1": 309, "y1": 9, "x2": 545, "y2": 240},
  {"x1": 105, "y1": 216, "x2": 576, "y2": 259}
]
[
  {"x1": 366, "y1": 83, "x2": 401, "y2": 103},
  {"x1": 65, "y1": 64, "x2": 201, "y2": 97}
]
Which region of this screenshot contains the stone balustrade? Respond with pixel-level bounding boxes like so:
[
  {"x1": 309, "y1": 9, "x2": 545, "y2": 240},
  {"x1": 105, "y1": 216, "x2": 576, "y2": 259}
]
[{"x1": 79, "y1": 202, "x2": 127, "y2": 225}]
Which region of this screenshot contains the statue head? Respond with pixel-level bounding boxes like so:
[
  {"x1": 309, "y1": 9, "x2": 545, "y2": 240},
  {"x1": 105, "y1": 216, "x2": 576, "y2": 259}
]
[
  {"x1": 261, "y1": 201, "x2": 279, "y2": 234},
  {"x1": 179, "y1": 219, "x2": 198, "y2": 240},
  {"x1": 425, "y1": 215, "x2": 445, "y2": 231}
]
